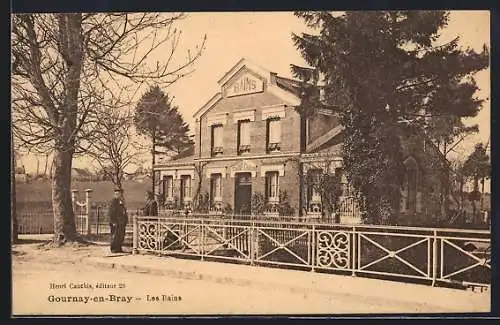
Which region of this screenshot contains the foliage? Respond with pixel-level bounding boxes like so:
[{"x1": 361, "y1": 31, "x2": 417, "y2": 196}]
[
  {"x1": 195, "y1": 192, "x2": 210, "y2": 213},
  {"x1": 462, "y1": 143, "x2": 490, "y2": 217},
  {"x1": 277, "y1": 190, "x2": 295, "y2": 216},
  {"x1": 304, "y1": 166, "x2": 343, "y2": 219},
  {"x1": 134, "y1": 85, "x2": 193, "y2": 156},
  {"x1": 292, "y1": 11, "x2": 489, "y2": 224},
  {"x1": 223, "y1": 203, "x2": 233, "y2": 214},
  {"x1": 463, "y1": 143, "x2": 490, "y2": 181},
  {"x1": 251, "y1": 193, "x2": 267, "y2": 215}
]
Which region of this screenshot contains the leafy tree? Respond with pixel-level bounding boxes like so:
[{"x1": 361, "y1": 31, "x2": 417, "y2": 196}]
[
  {"x1": 462, "y1": 143, "x2": 490, "y2": 221},
  {"x1": 304, "y1": 167, "x2": 343, "y2": 222},
  {"x1": 134, "y1": 86, "x2": 193, "y2": 194},
  {"x1": 291, "y1": 11, "x2": 489, "y2": 224},
  {"x1": 12, "y1": 13, "x2": 205, "y2": 243}
]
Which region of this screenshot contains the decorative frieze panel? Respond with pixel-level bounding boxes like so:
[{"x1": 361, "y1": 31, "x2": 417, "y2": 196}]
[
  {"x1": 207, "y1": 113, "x2": 229, "y2": 126},
  {"x1": 232, "y1": 109, "x2": 256, "y2": 123},
  {"x1": 260, "y1": 164, "x2": 285, "y2": 177},
  {"x1": 261, "y1": 105, "x2": 286, "y2": 120},
  {"x1": 229, "y1": 159, "x2": 258, "y2": 177},
  {"x1": 206, "y1": 167, "x2": 227, "y2": 178}
]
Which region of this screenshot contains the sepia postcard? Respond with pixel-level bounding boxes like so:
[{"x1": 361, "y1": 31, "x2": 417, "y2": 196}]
[{"x1": 11, "y1": 10, "x2": 491, "y2": 316}]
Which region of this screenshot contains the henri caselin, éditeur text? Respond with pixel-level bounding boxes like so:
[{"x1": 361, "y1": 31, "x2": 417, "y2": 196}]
[{"x1": 49, "y1": 282, "x2": 125, "y2": 290}]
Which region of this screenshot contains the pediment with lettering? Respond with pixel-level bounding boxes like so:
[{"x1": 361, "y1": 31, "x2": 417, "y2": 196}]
[
  {"x1": 225, "y1": 69, "x2": 264, "y2": 98},
  {"x1": 229, "y1": 159, "x2": 257, "y2": 177}
]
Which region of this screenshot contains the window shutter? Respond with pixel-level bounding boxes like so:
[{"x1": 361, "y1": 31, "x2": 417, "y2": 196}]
[
  {"x1": 240, "y1": 121, "x2": 250, "y2": 146},
  {"x1": 269, "y1": 119, "x2": 281, "y2": 143}
]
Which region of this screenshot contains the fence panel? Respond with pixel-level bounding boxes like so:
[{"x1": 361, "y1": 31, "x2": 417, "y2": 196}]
[{"x1": 134, "y1": 215, "x2": 490, "y2": 289}]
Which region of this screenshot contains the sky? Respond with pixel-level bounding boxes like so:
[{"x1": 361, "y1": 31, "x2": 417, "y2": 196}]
[{"x1": 17, "y1": 11, "x2": 490, "y2": 189}]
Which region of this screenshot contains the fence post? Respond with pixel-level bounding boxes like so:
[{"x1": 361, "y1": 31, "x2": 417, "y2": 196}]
[
  {"x1": 311, "y1": 224, "x2": 316, "y2": 272},
  {"x1": 250, "y1": 221, "x2": 255, "y2": 266},
  {"x1": 96, "y1": 206, "x2": 100, "y2": 236},
  {"x1": 85, "y1": 189, "x2": 92, "y2": 235},
  {"x1": 352, "y1": 226, "x2": 357, "y2": 276},
  {"x1": 132, "y1": 213, "x2": 138, "y2": 255},
  {"x1": 71, "y1": 189, "x2": 78, "y2": 234},
  {"x1": 201, "y1": 219, "x2": 205, "y2": 261},
  {"x1": 432, "y1": 230, "x2": 437, "y2": 286}
]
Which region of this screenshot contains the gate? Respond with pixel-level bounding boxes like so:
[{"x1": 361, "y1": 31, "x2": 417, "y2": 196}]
[
  {"x1": 72, "y1": 189, "x2": 93, "y2": 235},
  {"x1": 337, "y1": 196, "x2": 361, "y2": 222}
]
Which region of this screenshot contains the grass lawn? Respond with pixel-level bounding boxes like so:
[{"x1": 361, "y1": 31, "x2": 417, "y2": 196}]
[{"x1": 16, "y1": 180, "x2": 152, "y2": 210}]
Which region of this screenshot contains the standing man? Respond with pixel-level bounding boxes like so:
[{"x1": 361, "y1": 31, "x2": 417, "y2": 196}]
[
  {"x1": 108, "y1": 188, "x2": 128, "y2": 253},
  {"x1": 142, "y1": 191, "x2": 158, "y2": 217}
]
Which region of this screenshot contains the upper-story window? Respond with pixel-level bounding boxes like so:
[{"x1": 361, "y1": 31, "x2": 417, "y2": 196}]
[
  {"x1": 266, "y1": 117, "x2": 281, "y2": 153},
  {"x1": 211, "y1": 124, "x2": 224, "y2": 156},
  {"x1": 237, "y1": 119, "x2": 251, "y2": 155}
]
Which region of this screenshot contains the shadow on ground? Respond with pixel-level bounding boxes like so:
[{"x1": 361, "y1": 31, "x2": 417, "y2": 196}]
[{"x1": 13, "y1": 238, "x2": 52, "y2": 245}]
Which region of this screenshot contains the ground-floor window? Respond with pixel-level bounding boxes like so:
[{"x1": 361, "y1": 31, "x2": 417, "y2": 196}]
[
  {"x1": 265, "y1": 171, "x2": 279, "y2": 201},
  {"x1": 210, "y1": 173, "x2": 222, "y2": 201},
  {"x1": 306, "y1": 168, "x2": 322, "y2": 202},
  {"x1": 180, "y1": 175, "x2": 192, "y2": 201},
  {"x1": 165, "y1": 175, "x2": 173, "y2": 199}
]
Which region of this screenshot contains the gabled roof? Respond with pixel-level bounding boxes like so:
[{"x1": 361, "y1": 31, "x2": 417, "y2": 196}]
[
  {"x1": 193, "y1": 58, "x2": 301, "y2": 120},
  {"x1": 217, "y1": 57, "x2": 273, "y2": 86},
  {"x1": 307, "y1": 125, "x2": 344, "y2": 154}
]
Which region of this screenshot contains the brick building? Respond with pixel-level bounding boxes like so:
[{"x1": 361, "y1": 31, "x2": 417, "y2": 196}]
[{"x1": 153, "y1": 58, "x2": 455, "y2": 224}]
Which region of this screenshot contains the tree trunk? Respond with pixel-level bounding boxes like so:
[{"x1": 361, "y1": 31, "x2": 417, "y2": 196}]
[
  {"x1": 152, "y1": 130, "x2": 156, "y2": 195},
  {"x1": 440, "y1": 143, "x2": 449, "y2": 220},
  {"x1": 192, "y1": 163, "x2": 205, "y2": 212},
  {"x1": 52, "y1": 148, "x2": 77, "y2": 242},
  {"x1": 11, "y1": 141, "x2": 18, "y2": 244},
  {"x1": 44, "y1": 153, "x2": 49, "y2": 177},
  {"x1": 480, "y1": 177, "x2": 485, "y2": 211},
  {"x1": 459, "y1": 178, "x2": 464, "y2": 210}
]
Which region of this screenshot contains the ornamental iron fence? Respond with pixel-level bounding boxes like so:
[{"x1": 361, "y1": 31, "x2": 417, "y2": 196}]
[{"x1": 133, "y1": 214, "x2": 490, "y2": 290}]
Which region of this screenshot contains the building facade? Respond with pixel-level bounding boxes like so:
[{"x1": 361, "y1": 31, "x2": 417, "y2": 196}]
[{"x1": 153, "y1": 58, "x2": 452, "y2": 225}]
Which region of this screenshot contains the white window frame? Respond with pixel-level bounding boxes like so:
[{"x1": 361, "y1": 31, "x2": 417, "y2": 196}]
[
  {"x1": 180, "y1": 175, "x2": 192, "y2": 201},
  {"x1": 211, "y1": 124, "x2": 224, "y2": 155},
  {"x1": 266, "y1": 171, "x2": 279, "y2": 201},
  {"x1": 238, "y1": 119, "x2": 252, "y2": 154},
  {"x1": 165, "y1": 175, "x2": 174, "y2": 199},
  {"x1": 210, "y1": 173, "x2": 223, "y2": 202}
]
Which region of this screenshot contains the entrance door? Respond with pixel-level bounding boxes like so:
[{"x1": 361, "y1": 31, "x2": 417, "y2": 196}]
[{"x1": 235, "y1": 173, "x2": 252, "y2": 215}]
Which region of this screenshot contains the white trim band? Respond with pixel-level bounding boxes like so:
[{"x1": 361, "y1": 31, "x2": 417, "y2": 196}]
[
  {"x1": 260, "y1": 164, "x2": 285, "y2": 177},
  {"x1": 206, "y1": 167, "x2": 227, "y2": 178},
  {"x1": 232, "y1": 110, "x2": 256, "y2": 123},
  {"x1": 177, "y1": 170, "x2": 195, "y2": 179},
  {"x1": 207, "y1": 113, "x2": 228, "y2": 126},
  {"x1": 262, "y1": 105, "x2": 286, "y2": 120}
]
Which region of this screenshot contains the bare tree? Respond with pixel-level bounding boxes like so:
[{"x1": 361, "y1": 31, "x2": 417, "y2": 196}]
[
  {"x1": 11, "y1": 13, "x2": 206, "y2": 242},
  {"x1": 11, "y1": 136, "x2": 19, "y2": 244},
  {"x1": 87, "y1": 107, "x2": 146, "y2": 194}
]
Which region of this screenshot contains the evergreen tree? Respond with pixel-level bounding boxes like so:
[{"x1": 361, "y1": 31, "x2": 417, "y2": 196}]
[
  {"x1": 292, "y1": 11, "x2": 489, "y2": 224},
  {"x1": 134, "y1": 85, "x2": 192, "y2": 193},
  {"x1": 462, "y1": 143, "x2": 490, "y2": 221}
]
